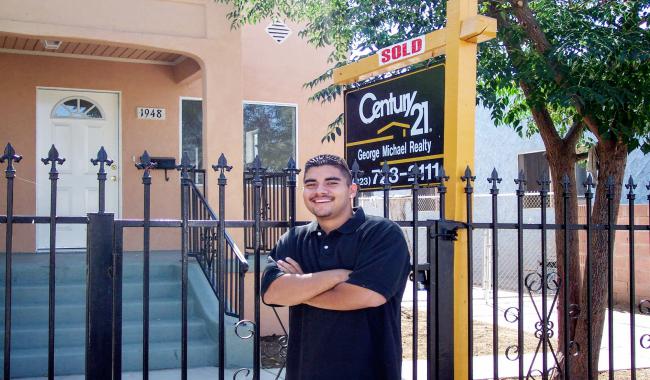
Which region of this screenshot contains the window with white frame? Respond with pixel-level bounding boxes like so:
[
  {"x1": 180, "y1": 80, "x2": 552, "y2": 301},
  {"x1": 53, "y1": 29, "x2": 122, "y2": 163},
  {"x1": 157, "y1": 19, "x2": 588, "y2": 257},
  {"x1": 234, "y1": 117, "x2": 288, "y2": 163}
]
[
  {"x1": 243, "y1": 102, "x2": 296, "y2": 172},
  {"x1": 181, "y1": 98, "x2": 203, "y2": 181}
]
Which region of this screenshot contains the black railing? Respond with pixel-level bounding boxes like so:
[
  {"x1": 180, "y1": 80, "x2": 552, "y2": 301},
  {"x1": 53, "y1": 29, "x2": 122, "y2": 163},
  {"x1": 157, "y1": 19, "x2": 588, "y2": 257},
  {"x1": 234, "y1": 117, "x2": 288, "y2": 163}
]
[
  {"x1": 2, "y1": 141, "x2": 650, "y2": 380},
  {"x1": 187, "y1": 177, "x2": 248, "y2": 318},
  {"x1": 244, "y1": 171, "x2": 289, "y2": 255}
]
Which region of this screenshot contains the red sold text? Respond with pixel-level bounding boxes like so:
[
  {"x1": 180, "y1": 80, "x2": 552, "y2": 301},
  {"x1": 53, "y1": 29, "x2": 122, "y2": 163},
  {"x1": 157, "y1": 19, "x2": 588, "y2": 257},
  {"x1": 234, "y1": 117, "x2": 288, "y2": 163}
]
[{"x1": 378, "y1": 36, "x2": 425, "y2": 66}]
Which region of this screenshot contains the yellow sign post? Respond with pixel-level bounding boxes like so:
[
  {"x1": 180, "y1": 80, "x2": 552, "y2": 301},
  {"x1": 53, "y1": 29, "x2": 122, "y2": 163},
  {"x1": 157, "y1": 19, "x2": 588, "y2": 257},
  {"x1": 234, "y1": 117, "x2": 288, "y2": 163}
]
[{"x1": 333, "y1": 1, "x2": 496, "y2": 378}]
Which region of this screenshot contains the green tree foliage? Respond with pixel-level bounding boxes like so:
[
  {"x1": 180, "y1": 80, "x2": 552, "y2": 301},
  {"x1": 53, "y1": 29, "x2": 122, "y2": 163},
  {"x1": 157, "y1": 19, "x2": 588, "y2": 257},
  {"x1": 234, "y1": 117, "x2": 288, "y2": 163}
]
[{"x1": 222, "y1": 0, "x2": 650, "y2": 377}]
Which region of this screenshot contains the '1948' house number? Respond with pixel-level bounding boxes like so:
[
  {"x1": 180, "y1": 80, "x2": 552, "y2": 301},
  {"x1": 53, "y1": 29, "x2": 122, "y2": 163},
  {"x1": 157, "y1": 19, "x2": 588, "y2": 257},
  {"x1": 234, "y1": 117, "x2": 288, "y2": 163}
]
[{"x1": 137, "y1": 107, "x2": 166, "y2": 120}]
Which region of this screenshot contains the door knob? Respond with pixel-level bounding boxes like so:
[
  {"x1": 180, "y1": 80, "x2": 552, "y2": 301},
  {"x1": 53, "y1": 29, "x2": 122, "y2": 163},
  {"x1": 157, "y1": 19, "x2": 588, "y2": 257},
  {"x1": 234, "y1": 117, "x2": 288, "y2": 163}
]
[{"x1": 110, "y1": 176, "x2": 117, "y2": 182}]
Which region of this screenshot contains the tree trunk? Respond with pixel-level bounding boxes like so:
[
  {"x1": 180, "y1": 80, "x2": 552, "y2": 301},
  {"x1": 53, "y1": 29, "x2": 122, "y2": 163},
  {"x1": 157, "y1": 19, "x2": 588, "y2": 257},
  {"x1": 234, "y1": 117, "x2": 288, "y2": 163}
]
[
  {"x1": 569, "y1": 139, "x2": 628, "y2": 379},
  {"x1": 545, "y1": 143, "x2": 582, "y2": 372}
]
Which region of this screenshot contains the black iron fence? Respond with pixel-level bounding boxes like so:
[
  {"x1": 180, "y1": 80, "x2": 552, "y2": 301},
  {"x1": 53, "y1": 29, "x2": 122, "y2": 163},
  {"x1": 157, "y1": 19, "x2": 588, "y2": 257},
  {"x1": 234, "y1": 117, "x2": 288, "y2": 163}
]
[
  {"x1": 244, "y1": 170, "x2": 290, "y2": 255},
  {"x1": 1, "y1": 141, "x2": 649, "y2": 380},
  {"x1": 0, "y1": 144, "x2": 250, "y2": 380}
]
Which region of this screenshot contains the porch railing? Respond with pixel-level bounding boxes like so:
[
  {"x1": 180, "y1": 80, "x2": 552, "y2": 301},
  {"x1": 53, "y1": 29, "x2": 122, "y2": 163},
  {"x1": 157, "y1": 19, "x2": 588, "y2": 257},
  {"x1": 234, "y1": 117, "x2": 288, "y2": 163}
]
[
  {"x1": 187, "y1": 179, "x2": 248, "y2": 318},
  {"x1": 243, "y1": 171, "x2": 289, "y2": 255}
]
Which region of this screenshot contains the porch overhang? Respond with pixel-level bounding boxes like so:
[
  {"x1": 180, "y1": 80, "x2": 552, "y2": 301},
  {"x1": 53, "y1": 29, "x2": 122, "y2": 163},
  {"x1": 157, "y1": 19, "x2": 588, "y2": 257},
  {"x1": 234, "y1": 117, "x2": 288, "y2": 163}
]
[{"x1": 0, "y1": 32, "x2": 201, "y2": 84}]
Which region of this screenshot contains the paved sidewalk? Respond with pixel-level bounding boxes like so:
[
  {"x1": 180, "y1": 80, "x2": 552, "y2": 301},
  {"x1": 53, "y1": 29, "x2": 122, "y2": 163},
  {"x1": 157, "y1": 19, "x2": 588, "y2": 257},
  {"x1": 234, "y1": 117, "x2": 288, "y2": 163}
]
[
  {"x1": 402, "y1": 282, "x2": 650, "y2": 378},
  {"x1": 23, "y1": 283, "x2": 650, "y2": 379}
]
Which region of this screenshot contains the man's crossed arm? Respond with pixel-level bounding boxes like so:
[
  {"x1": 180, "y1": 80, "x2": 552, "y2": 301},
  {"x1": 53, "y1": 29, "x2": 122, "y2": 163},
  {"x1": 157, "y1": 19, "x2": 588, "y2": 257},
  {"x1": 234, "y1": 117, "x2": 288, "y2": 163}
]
[{"x1": 262, "y1": 257, "x2": 386, "y2": 311}]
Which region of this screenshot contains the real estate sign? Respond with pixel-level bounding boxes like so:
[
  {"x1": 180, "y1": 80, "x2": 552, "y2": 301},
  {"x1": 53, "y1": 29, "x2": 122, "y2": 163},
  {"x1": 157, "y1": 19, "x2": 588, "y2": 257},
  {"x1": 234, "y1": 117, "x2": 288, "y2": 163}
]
[{"x1": 344, "y1": 65, "x2": 444, "y2": 190}]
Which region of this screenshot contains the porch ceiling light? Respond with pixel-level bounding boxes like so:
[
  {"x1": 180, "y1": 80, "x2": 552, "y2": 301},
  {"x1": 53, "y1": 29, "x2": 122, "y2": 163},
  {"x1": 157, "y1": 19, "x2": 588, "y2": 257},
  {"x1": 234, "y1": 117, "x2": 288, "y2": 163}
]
[
  {"x1": 42, "y1": 40, "x2": 62, "y2": 50},
  {"x1": 265, "y1": 21, "x2": 291, "y2": 44}
]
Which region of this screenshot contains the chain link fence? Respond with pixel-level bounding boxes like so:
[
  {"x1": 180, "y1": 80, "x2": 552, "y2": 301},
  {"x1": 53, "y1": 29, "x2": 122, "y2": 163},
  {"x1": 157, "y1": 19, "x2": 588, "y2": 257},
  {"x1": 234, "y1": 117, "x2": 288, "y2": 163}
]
[{"x1": 359, "y1": 191, "x2": 561, "y2": 293}]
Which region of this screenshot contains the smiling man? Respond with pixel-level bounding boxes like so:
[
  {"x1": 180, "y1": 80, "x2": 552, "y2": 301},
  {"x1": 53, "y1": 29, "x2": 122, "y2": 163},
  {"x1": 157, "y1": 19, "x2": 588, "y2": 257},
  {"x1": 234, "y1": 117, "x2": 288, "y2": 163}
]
[{"x1": 261, "y1": 154, "x2": 410, "y2": 380}]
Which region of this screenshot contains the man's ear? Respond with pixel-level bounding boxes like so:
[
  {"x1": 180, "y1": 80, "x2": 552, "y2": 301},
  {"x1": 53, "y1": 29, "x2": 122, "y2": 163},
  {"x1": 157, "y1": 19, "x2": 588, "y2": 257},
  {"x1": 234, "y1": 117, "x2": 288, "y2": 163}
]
[{"x1": 349, "y1": 182, "x2": 358, "y2": 199}]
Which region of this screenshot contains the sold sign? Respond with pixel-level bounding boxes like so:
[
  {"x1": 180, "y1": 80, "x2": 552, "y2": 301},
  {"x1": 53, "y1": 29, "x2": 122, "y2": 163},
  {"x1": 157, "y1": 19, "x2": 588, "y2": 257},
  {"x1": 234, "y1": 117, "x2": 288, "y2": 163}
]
[{"x1": 378, "y1": 36, "x2": 426, "y2": 66}]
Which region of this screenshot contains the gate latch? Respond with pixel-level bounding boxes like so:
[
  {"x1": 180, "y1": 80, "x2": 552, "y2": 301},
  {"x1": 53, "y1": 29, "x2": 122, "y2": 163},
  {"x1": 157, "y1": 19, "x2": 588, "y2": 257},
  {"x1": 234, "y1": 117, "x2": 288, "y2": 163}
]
[{"x1": 430, "y1": 220, "x2": 463, "y2": 241}]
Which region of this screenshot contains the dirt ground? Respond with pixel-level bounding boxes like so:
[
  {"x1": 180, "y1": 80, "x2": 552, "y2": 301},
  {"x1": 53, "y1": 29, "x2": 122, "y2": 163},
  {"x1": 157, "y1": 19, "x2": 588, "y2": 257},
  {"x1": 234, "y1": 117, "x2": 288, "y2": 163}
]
[
  {"x1": 260, "y1": 310, "x2": 650, "y2": 378},
  {"x1": 402, "y1": 309, "x2": 650, "y2": 379}
]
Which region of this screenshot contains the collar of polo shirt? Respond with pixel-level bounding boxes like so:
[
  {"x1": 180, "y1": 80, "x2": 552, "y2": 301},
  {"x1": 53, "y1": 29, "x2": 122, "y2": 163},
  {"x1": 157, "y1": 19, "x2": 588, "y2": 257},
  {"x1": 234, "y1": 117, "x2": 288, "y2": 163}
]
[{"x1": 307, "y1": 207, "x2": 366, "y2": 235}]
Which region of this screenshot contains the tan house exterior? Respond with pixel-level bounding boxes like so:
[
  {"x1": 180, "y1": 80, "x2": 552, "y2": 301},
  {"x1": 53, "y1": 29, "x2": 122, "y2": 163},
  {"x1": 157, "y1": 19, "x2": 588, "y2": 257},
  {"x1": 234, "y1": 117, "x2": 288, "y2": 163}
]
[
  {"x1": 0, "y1": 0, "x2": 342, "y2": 253},
  {"x1": 0, "y1": 0, "x2": 343, "y2": 336}
]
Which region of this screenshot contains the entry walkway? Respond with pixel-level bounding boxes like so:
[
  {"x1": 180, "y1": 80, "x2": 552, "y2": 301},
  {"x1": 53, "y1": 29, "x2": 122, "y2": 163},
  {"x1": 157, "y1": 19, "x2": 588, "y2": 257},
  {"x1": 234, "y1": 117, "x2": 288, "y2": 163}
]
[
  {"x1": 403, "y1": 283, "x2": 650, "y2": 379},
  {"x1": 23, "y1": 283, "x2": 650, "y2": 379},
  {"x1": 22, "y1": 368, "x2": 285, "y2": 380}
]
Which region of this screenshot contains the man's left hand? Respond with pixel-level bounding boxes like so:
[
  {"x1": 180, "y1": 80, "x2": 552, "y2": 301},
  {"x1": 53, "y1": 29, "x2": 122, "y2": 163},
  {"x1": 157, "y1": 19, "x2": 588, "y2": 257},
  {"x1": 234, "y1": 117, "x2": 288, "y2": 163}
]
[{"x1": 277, "y1": 257, "x2": 304, "y2": 274}]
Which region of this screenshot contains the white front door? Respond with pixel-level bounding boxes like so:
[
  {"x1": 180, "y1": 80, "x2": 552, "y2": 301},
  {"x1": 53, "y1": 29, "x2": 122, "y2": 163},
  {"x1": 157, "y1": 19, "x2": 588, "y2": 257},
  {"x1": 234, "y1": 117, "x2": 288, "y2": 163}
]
[{"x1": 36, "y1": 89, "x2": 120, "y2": 250}]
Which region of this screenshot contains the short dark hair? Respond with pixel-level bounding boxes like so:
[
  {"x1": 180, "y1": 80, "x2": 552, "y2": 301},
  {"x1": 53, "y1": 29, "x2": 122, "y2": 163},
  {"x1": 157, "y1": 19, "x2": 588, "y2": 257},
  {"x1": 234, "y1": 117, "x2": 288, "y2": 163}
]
[{"x1": 304, "y1": 154, "x2": 352, "y2": 184}]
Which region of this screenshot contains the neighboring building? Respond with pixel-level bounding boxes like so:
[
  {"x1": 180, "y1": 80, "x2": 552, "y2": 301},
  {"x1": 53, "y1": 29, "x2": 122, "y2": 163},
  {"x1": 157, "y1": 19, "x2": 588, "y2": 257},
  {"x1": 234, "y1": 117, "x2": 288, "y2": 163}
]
[{"x1": 361, "y1": 105, "x2": 649, "y2": 304}]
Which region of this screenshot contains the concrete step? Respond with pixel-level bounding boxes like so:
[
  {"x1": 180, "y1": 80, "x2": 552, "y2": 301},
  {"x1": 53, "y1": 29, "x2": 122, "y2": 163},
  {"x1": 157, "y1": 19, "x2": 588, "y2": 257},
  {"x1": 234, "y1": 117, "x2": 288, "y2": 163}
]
[
  {"x1": 2, "y1": 261, "x2": 181, "y2": 286},
  {"x1": 0, "y1": 254, "x2": 253, "y2": 377},
  {"x1": 6, "y1": 299, "x2": 197, "y2": 327},
  {"x1": 0, "y1": 339, "x2": 218, "y2": 377},
  {"x1": 1, "y1": 318, "x2": 212, "y2": 349},
  {"x1": 2, "y1": 280, "x2": 181, "y2": 306}
]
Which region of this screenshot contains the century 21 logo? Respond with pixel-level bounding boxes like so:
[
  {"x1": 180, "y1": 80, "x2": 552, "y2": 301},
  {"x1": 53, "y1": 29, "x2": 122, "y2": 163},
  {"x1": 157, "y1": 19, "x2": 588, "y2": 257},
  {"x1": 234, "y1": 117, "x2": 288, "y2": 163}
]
[{"x1": 358, "y1": 91, "x2": 430, "y2": 136}]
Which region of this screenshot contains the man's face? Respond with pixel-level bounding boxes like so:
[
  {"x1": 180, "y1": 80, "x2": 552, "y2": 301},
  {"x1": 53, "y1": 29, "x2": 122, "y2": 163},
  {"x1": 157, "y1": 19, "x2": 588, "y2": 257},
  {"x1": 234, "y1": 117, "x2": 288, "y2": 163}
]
[{"x1": 302, "y1": 165, "x2": 357, "y2": 220}]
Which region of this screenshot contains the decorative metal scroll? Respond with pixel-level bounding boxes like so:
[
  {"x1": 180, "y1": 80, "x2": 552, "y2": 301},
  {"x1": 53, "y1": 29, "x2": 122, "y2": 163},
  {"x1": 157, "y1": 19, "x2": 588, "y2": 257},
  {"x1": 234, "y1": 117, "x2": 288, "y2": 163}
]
[
  {"x1": 503, "y1": 262, "x2": 582, "y2": 378},
  {"x1": 233, "y1": 319, "x2": 256, "y2": 380},
  {"x1": 641, "y1": 300, "x2": 650, "y2": 349}
]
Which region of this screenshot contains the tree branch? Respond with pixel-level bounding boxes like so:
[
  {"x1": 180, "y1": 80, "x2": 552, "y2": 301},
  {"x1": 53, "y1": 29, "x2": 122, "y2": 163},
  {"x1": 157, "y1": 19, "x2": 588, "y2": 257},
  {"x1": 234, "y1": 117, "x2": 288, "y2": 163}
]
[
  {"x1": 507, "y1": 0, "x2": 603, "y2": 141},
  {"x1": 488, "y1": 1, "x2": 562, "y2": 145}
]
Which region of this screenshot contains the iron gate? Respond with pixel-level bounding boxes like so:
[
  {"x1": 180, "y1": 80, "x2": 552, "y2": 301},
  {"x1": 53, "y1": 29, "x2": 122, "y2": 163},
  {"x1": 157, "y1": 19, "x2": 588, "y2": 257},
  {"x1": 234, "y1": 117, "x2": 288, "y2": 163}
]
[{"x1": 2, "y1": 142, "x2": 649, "y2": 379}]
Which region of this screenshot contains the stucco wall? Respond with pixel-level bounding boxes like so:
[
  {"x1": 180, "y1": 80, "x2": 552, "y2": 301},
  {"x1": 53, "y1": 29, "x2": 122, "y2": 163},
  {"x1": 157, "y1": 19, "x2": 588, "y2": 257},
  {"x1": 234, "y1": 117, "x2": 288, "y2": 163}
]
[
  {"x1": 241, "y1": 21, "x2": 344, "y2": 222},
  {"x1": 0, "y1": 52, "x2": 202, "y2": 252}
]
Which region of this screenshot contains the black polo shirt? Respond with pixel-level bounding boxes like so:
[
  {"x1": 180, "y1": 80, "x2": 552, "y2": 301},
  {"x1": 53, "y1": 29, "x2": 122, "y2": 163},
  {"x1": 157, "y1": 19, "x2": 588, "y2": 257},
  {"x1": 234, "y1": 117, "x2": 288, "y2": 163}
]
[{"x1": 261, "y1": 208, "x2": 410, "y2": 380}]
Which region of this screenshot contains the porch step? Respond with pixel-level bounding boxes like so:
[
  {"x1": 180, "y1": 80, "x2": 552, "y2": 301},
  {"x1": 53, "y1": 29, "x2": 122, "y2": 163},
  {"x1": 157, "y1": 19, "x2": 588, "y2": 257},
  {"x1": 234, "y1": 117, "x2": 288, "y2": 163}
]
[
  {"x1": 1, "y1": 319, "x2": 210, "y2": 349},
  {"x1": 6, "y1": 299, "x2": 197, "y2": 327},
  {"x1": 0, "y1": 339, "x2": 218, "y2": 377},
  {"x1": 4, "y1": 260, "x2": 181, "y2": 286},
  {"x1": 3, "y1": 280, "x2": 181, "y2": 306},
  {"x1": 0, "y1": 253, "x2": 250, "y2": 378}
]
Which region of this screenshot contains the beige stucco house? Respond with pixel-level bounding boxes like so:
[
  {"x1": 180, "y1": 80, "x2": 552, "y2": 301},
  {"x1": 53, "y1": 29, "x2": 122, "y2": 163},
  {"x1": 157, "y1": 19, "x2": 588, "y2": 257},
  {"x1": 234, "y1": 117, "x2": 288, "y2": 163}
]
[
  {"x1": 0, "y1": 0, "x2": 342, "y2": 253},
  {"x1": 0, "y1": 1, "x2": 343, "y2": 353}
]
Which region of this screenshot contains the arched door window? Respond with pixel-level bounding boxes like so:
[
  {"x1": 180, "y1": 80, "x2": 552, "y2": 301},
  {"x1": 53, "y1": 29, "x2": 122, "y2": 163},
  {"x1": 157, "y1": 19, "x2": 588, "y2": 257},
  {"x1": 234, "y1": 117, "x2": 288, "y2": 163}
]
[{"x1": 51, "y1": 96, "x2": 105, "y2": 119}]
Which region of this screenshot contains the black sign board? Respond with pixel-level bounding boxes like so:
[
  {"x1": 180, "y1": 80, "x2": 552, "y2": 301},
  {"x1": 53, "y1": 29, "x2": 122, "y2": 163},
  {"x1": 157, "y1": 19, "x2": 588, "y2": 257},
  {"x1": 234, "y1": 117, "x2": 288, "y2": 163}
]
[{"x1": 344, "y1": 65, "x2": 445, "y2": 191}]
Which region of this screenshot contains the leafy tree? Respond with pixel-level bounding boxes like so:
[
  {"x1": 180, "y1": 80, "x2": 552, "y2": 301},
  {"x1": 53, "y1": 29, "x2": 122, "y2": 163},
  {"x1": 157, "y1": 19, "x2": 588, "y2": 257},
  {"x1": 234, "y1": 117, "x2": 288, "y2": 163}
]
[{"x1": 222, "y1": 0, "x2": 650, "y2": 377}]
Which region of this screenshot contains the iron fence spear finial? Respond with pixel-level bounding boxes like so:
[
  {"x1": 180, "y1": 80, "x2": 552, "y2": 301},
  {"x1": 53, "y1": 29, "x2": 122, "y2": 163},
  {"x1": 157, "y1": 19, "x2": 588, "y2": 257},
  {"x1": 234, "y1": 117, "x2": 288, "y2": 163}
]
[
  {"x1": 41, "y1": 145, "x2": 65, "y2": 179},
  {"x1": 558, "y1": 173, "x2": 569, "y2": 195},
  {"x1": 91, "y1": 146, "x2": 113, "y2": 176},
  {"x1": 250, "y1": 155, "x2": 266, "y2": 187},
  {"x1": 538, "y1": 170, "x2": 550, "y2": 195},
  {"x1": 136, "y1": 151, "x2": 157, "y2": 182},
  {"x1": 605, "y1": 176, "x2": 616, "y2": 200},
  {"x1": 283, "y1": 157, "x2": 300, "y2": 185},
  {"x1": 408, "y1": 162, "x2": 421, "y2": 187},
  {"x1": 488, "y1": 168, "x2": 501, "y2": 195},
  {"x1": 90, "y1": 147, "x2": 115, "y2": 214},
  {"x1": 381, "y1": 161, "x2": 391, "y2": 190},
  {"x1": 625, "y1": 176, "x2": 637, "y2": 200},
  {"x1": 435, "y1": 164, "x2": 449, "y2": 190},
  {"x1": 462, "y1": 166, "x2": 476, "y2": 194},
  {"x1": 176, "y1": 151, "x2": 195, "y2": 183},
  {"x1": 515, "y1": 170, "x2": 527, "y2": 195},
  {"x1": 584, "y1": 173, "x2": 595, "y2": 197},
  {"x1": 351, "y1": 159, "x2": 363, "y2": 186},
  {"x1": 212, "y1": 153, "x2": 233, "y2": 185},
  {"x1": 1, "y1": 143, "x2": 23, "y2": 177}
]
